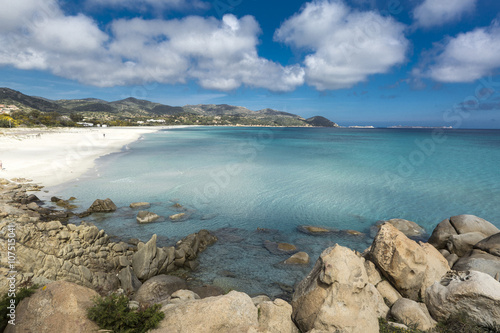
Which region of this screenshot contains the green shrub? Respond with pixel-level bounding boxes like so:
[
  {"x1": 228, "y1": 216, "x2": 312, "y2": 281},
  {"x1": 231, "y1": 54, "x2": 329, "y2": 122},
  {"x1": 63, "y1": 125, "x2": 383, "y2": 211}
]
[
  {"x1": 87, "y1": 294, "x2": 164, "y2": 333},
  {"x1": 0, "y1": 285, "x2": 38, "y2": 331}
]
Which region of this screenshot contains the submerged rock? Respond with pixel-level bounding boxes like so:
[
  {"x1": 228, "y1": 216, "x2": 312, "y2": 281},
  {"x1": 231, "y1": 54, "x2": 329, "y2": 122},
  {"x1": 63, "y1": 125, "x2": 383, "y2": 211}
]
[
  {"x1": 297, "y1": 225, "x2": 335, "y2": 235},
  {"x1": 371, "y1": 218, "x2": 427, "y2": 239}
]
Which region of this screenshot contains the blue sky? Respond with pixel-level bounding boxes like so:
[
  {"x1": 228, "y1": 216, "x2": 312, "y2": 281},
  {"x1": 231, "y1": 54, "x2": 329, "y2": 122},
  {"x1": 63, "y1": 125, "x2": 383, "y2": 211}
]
[{"x1": 1, "y1": 0, "x2": 500, "y2": 128}]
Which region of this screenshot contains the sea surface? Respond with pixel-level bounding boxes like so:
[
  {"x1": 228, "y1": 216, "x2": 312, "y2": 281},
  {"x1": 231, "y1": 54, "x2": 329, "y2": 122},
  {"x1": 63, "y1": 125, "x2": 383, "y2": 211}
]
[{"x1": 50, "y1": 127, "x2": 500, "y2": 298}]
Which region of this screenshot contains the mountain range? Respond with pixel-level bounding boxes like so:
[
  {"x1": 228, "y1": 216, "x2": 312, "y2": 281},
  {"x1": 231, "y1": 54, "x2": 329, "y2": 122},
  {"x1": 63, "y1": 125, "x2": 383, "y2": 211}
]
[{"x1": 0, "y1": 88, "x2": 339, "y2": 127}]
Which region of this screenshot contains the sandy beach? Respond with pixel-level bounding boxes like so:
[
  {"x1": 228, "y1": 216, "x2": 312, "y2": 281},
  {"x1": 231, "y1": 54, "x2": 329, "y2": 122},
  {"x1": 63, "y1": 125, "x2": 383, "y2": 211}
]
[{"x1": 0, "y1": 126, "x2": 173, "y2": 187}]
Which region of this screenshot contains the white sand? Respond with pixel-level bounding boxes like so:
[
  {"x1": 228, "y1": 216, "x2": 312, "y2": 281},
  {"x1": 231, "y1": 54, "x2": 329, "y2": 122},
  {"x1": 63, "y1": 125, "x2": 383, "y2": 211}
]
[{"x1": 0, "y1": 127, "x2": 172, "y2": 186}]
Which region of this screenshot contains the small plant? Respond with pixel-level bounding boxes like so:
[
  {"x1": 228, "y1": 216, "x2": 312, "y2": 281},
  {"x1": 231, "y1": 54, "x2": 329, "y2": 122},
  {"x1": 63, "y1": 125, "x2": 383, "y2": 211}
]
[
  {"x1": 0, "y1": 284, "x2": 39, "y2": 331},
  {"x1": 379, "y1": 318, "x2": 424, "y2": 333},
  {"x1": 434, "y1": 312, "x2": 497, "y2": 333},
  {"x1": 87, "y1": 293, "x2": 164, "y2": 333}
]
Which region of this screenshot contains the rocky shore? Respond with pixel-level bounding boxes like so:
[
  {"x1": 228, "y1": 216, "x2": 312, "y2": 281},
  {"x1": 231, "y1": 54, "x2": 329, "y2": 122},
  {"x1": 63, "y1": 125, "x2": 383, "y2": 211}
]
[{"x1": 1, "y1": 178, "x2": 500, "y2": 332}]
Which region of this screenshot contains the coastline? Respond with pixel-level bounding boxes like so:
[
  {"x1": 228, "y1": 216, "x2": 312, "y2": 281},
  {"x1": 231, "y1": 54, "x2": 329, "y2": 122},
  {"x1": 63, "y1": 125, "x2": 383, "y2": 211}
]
[{"x1": 0, "y1": 126, "x2": 186, "y2": 187}]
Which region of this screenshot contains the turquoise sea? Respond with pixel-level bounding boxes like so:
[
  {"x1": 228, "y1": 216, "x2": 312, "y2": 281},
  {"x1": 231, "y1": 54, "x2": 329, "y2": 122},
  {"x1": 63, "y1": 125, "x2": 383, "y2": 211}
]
[{"x1": 50, "y1": 127, "x2": 500, "y2": 297}]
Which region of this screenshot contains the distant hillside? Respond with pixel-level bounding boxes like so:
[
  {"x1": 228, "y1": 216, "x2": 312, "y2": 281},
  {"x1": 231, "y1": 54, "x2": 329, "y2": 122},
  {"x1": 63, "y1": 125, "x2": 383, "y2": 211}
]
[
  {"x1": 306, "y1": 116, "x2": 339, "y2": 127},
  {"x1": 0, "y1": 88, "x2": 68, "y2": 113},
  {"x1": 0, "y1": 87, "x2": 339, "y2": 127}
]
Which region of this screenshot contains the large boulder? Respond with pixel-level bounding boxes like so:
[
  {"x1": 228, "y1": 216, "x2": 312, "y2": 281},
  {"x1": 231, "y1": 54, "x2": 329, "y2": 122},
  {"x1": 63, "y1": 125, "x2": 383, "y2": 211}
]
[
  {"x1": 390, "y1": 298, "x2": 436, "y2": 331},
  {"x1": 87, "y1": 198, "x2": 117, "y2": 213},
  {"x1": 428, "y1": 215, "x2": 499, "y2": 251},
  {"x1": 291, "y1": 244, "x2": 389, "y2": 333},
  {"x1": 133, "y1": 274, "x2": 188, "y2": 305},
  {"x1": 132, "y1": 234, "x2": 159, "y2": 280},
  {"x1": 4, "y1": 281, "x2": 100, "y2": 333},
  {"x1": 425, "y1": 270, "x2": 500, "y2": 328},
  {"x1": 258, "y1": 298, "x2": 300, "y2": 333},
  {"x1": 118, "y1": 266, "x2": 142, "y2": 294},
  {"x1": 452, "y1": 249, "x2": 500, "y2": 279},
  {"x1": 151, "y1": 291, "x2": 258, "y2": 333},
  {"x1": 369, "y1": 223, "x2": 449, "y2": 301},
  {"x1": 475, "y1": 232, "x2": 500, "y2": 256}
]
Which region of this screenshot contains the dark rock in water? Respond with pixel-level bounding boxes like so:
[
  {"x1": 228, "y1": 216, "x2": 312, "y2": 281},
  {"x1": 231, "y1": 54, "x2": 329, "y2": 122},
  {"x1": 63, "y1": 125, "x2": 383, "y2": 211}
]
[
  {"x1": 26, "y1": 194, "x2": 40, "y2": 203},
  {"x1": 169, "y1": 212, "x2": 188, "y2": 222},
  {"x1": 130, "y1": 202, "x2": 150, "y2": 209},
  {"x1": 264, "y1": 240, "x2": 297, "y2": 255},
  {"x1": 78, "y1": 211, "x2": 91, "y2": 218},
  {"x1": 50, "y1": 196, "x2": 61, "y2": 202},
  {"x1": 219, "y1": 270, "x2": 237, "y2": 278},
  {"x1": 284, "y1": 252, "x2": 310, "y2": 265},
  {"x1": 256, "y1": 227, "x2": 279, "y2": 234},
  {"x1": 87, "y1": 198, "x2": 117, "y2": 213}
]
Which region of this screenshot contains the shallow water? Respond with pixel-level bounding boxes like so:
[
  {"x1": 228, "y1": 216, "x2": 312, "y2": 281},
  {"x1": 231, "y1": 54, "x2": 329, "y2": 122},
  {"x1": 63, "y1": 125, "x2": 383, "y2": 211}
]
[{"x1": 51, "y1": 127, "x2": 500, "y2": 297}]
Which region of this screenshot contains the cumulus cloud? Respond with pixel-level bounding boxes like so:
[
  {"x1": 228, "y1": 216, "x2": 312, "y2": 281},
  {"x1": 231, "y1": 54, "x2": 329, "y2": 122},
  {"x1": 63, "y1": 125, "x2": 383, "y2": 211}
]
[
  {"x1": 413, "y1": 0, "x2": 476, "y2": 28},
  {"x1": 423, "y1": 20, "x2": 500, "y2": 82},
  {"x1": 274, "y1": 0, "x2": 408, "y2": 90},
  {"x1": 0, "y1": 0, "x2": 304, "y2": 92}
]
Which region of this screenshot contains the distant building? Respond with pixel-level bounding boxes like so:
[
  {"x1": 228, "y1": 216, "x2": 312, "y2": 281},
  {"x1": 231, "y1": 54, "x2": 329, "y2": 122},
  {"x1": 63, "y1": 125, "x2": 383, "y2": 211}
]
[
  {"x1": 146, "y1": 119, "x2": 166, "y2": 123},
  {"x1": 76, "y1": 122, "x2": 94, "y2": 127}
]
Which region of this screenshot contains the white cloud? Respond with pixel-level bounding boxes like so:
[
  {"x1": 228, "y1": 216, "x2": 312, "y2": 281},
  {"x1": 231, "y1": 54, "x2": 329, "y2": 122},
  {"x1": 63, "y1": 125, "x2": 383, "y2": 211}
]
[
  {"x1": 413, "y1": 0, "x2": 476, "y2": 28},
  {"x1": 274, "y1": 0, "x2": 408, "y2": 90},
  {"x1": 86, "y1": 0, "x2": 209, "y2": 12},
  {"x1": 0, "y1": 0, "x2": 304, "y2": 92},
  {"x1": 424, "y1": 20, "x2": 500, "y2": 82}
]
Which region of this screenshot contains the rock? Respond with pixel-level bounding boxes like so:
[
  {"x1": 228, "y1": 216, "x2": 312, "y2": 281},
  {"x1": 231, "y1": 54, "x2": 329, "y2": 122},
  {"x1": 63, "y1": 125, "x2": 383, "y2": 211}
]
[
  {"x1": 369, "y1": 223, "x2": 449, "y2": 301},
  {"x1": 133, "y1": 274, "x2": 188, "y2": 305},
  {"x1": 169, "y1": 213, "x2": 187, "y2": 221},
  {"x1": 452, "y1": 249, "x2": 500, "y2": 279},
  {"x1": 132, "y1": 234, "x2": 158, "y2": 280},
  {"x1": 284, "y1": 252, "x2": 310, "y2": 265},
  {"x1": 252, "y1": 295, "x2": 272, "y2": 306},
  {"x1": 446, "y1": 232, "x2": 487, "y2": 257},
  {"x1": 446, "y1": 253, "x2": 459, "y2": 268},
  {"x1": 390, "y1": 298, "x2": 436, "y2": 331},
  {"x1": 264, "y1": 240, "x2": 297, "y2": 255},
  {"x1": 130, "y1": 202, "x2": 151, "y2": 209},
  {"x1": 428, "y1": 215, "x2": 499, "y2": 250},
  {"x1": 27, "y1": 202, "x2": 39, "y2": 210},
  {"x1": 475, "y1": 232, "x2": 500, "y2": 256},
  {"x1": 426, "y1": 270, "x2": 500, "y2": 328},
  {"x1": 258, "y1": 299, "x2": 300, "y2": 333},
  {"x1": 297, "y1": 225, "x2": 334, "y2": 235},
  {"x1": 169, "y1": 289, "x2": 200, "y2": 304},
  {"x1": 136, "y1": 211, "x2": 160, "y2": 224},
  {"x1": 189, "y1": 285, "x2": 225, "y2": 299},
  {"x1": 291, "y1": 244, "x2": 389, "y2": 333},
  {"x1": 376, "y1": 280, "x2": 402, "y2": 306},
  {"x1": 278, "y1": 242, "x2": 297, "y2": 252},
  {"x1": 151, "y1": 291, "x2": 258, "y2": 333},
  {"x1": 87, "y1": 198, "x2": 117, "y2": 213},
  {"x1": 4, "y1": 281, "x2": 100, "y2": 333},
  {"x1": 364, "y1": 260, "x2": 382, "y2": 286},
  {"x1": 372, "y1": 218, "x2": 427, "y2": 239},
  {"x1": 118, "y1": 266, "x2": 142, "y2": 294}
]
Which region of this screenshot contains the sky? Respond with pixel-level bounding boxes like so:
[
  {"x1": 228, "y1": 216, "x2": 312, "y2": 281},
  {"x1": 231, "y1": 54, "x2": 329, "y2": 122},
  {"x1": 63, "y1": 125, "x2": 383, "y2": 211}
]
[{"x1": 1, "y1": 0, "x2": 500, "y2": 128}]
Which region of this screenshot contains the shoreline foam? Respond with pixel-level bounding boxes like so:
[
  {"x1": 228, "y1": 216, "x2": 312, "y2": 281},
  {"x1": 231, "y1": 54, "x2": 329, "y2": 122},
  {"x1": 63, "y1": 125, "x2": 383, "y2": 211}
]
[{"x1": 0, "y1": 126, "x2": 187, "y2": 187}]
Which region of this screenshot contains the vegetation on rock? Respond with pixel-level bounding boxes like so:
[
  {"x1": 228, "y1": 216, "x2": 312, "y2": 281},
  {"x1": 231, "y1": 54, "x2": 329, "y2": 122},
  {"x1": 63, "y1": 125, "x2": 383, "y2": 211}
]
[{"x1": 87, "y1": 293, "x2": 164, "y2": 333}]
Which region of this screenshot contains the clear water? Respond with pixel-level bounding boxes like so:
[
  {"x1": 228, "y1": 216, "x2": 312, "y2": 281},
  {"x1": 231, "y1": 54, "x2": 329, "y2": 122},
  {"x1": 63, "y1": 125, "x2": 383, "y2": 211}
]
[{"x1": 50, "y1": 127, "x2": 500, "y2": 297}]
